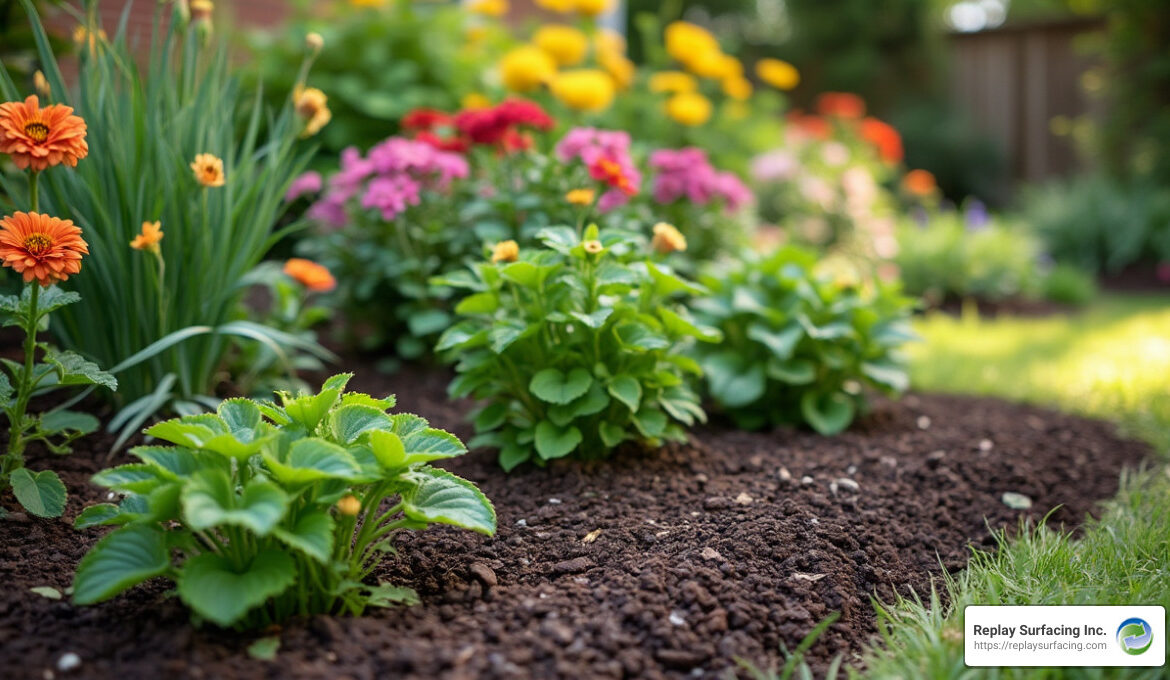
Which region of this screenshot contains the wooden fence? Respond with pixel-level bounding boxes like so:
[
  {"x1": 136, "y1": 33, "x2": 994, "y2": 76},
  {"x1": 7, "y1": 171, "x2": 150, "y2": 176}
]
[{"x1": 948, "y1": 16, "x2": 1106, "y2": 183}]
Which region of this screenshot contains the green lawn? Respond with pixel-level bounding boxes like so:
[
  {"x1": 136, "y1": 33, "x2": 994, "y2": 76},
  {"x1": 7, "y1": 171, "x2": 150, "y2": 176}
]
[{"x1": 855, "y1": 294, "x2": 1170, "y2": 679}]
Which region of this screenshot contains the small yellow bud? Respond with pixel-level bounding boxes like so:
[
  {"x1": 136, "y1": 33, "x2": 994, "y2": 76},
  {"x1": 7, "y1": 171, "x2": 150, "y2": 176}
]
[
  {"x1": 491, "y1": 240, "x2": 519, "y2": 263},
  {"x1": 650, "y1": 222, "x2": 687, "y2": 254},
  {"x1": 305, "y1": 32, "x2": 324, "y2": 53},
  {"x1": 565, "y1": 188, "x2": 595, "y2": 206},
  {"x1": 337, "y1": 494, "x2": 362, "y2": 516},
  {"x1": 582, "y1": 239, "x2": 604, "y2": 254},
  {"x1": 33, "y1": 71, "x2": 50, "y2": 100}
]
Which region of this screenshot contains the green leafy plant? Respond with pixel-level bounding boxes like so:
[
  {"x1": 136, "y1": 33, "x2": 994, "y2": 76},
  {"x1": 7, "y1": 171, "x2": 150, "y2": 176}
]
[
  {"x1": 0, "y1": 0, "x2": 323, "y2": 446},
  {"x1": 72, "y1": 373, "x2": 495, "y2": 629},
  {"x1": 694, "y1": 246, "x2": 915, "y2": 434},
  {"x1": 435, "y1": 224, "x2": 721, "y2": 470}
]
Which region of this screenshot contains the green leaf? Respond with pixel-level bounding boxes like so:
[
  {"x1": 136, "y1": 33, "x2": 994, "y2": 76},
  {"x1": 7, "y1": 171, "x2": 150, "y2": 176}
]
[
  {"x1": 74, "y1": 503, "x2": 123, "y2": 529},
  {"x1": 862, "y1": 360, "x2": 909, "y2": 392},
  {"x1": 454, "y1": 292, "x2": 499, "y2": 315},
  {"x1": 182, "y1": 471, "x2": 289, "y2": 535},
  {"x1": 0, "y1": 372, "x2": 11, "y2": 404},
  {"x1": 322, "y1": 374, "x2": 354, "y2": 391},
  {"x1": 400, "y1": 467, "x2": 496, "y2": 535},
  {"x1": 570, "y1": 308, "x2": 613, "y2": 329},
  {"x1": 646, "y1": 261, "x2": 705, "y2": 297},
  {"x1": 407, "y1": 309, "x2": 451, "y2": 337},
  {"x1": 177, "y1": 550, "x2": 296, "y2": 627},
  {"x1": 499, "y1": 261, "x2": 541, "y2": 288},
  {"x1": 272, "y1": 510, "x2": 334, "y2": 563},
  {"x1": 534, "y1": 420, "x2": 582, "y2": 460},
  {"x1": 73, "y1": 525, "x2": 170, "y2": 604},
  {"x1": 29, "y1": 286, "x2": 81, "y2": 316},
  {"x1": 607, "y1": 375, "x2": 642, "y2": 412},
  {"x1": 703, "y1": 353, "x2": 766, "y2": 409},
  {"x1": 800, "y1": 391, "x2": 856, "y2": 435},
  {"x1": 529, "y1": 368, "x2": 592, "y2": 405},
  {"x1": 92, "y1": 464, "x2": 167, "y2": 494},
  {"x1": 364, "y1": 582, "x2": 420, "y2": 607},
  {"x1": 218, "y1": 399, "x2": 262, "y2": 437},
  {"x1": 598, "y1": 421, "x2": 626, "y2": 448},
  {"x1": 263, "y1": 438, "x2": 362, "y2": 485},
  {"x1": 548, "y1": 383, "x2": 609, "y2": 425},
  {"x1": 537, "y1": 225, "x2": 579, "y2": 253},
  {"x1": 281, "y1": 388, "x2": 341, "y2": 431},
  {"x1": 10, "y1": 468, "x2": 66, "y2": 518},
  {"x1": 488, "y1": 320, "x2": 530, "y2": 353},
  {"x1": 39, "y1": 409, "x2": 99, "y2": 435},
  {"x1": 43, "y1": 349, "x2": 117, "y2": 390},
  {"x1": 659, "y1": 307, "x2": 722, "y2": 342},
  {"x1": 632, "y1": 409, "x2": 668, "y2": 438},
  {"x1": 130, "y1": 446, "x2": 206, "y2": 478},
  {"x1": 145, "y1": 418, "x2": 223, "y2": 449},
  {"x1": 766, "y1": 358, "x2": 816, "y2": 385},
  {"x1": 247, "y1": 636, "x2": 281, "y2": 661},
  {"x1": 331, "y1": 404, "x2": 393, "y2": 444},
  {"x1": 615, "y1": 323, "x2": 670, "y2": 350},
  {"x1": 747, "y1": 323, "x2": 803, "y2": 360},
  {"x1": 498, "y1": 444, "x2": 529, "y2": 472}
]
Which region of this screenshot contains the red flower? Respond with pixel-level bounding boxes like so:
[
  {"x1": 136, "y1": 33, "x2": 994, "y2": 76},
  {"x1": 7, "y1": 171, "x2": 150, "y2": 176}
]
[
  {"x1": 402, "y1": 108, "x2": 451, "y2": 132},
  {"x1": 860, "y1": 117, "x2": 903, "y2": 164},
  {"x1": 415, "y1": 130, "x2": 470, "y2": 153},
  {"x1": 453, "y1": 99, "x2": 554, "y2": 149},
  {"x1": 787, "y1": 112, "x2": 830, "y2": 140},
  {"x1": 493, "y1": 99, "x2": 554, "y2": 132},
  {"x1": 816, "y1": 92, "x2": 866, "y2": 119},
  {"x1": 588, "y1": 157, "x2": 637, "y2": 196}
]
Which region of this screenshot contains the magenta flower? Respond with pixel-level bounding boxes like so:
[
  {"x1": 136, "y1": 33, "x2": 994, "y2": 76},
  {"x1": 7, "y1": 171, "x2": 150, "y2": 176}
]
[
  {"x1": 650, "y1": 147, "x2": 752, "y2": 212},
  {"x1": 555, "y1": 127, "x2": 641, "y2": 212},
  {"x1": 285, "y1": 171, "x2": 323, "y2": 202}
]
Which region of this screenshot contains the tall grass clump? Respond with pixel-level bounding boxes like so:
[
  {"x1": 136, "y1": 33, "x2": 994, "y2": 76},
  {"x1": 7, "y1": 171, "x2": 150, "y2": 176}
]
[{"x1": 0, "y1": 0, "x2": 321, "y2": 443}]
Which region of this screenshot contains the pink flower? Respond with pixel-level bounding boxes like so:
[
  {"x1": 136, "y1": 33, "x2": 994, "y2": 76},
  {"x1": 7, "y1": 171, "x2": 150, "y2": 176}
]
[
  {"x1": 285, "y1": 171, "x2": 323, "y2": 202},
  {"x1": 650, "y1": 147, "x2": 752, "y2": 212},
  {"x1": 361, "y1": 174, "x2": 423, "y2": 221},
  {"x1": 555, "y1": 127, "x2": 641, "y2": 213}
]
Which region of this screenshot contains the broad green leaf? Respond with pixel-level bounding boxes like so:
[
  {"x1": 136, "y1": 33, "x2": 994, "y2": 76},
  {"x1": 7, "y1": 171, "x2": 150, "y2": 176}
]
[
  {"x1": 43, "y1": 349, "x2": 117, "y2": 390},
  {"x1": 766, "y1": 358, "x2": 816, "y2": 385},
  {"x1": 436, "y1": 321, "x2": 487, "y2": 352},
  {"x1": 455, "y1": 292, "x2": 499, "y2": 315},
  {"x1": 339, "y1": 392, "x2": 396, "y2": 410},
  {"x1": 92, "y1": 464, "x2": 167, "y2": 494},
  {"x1": 659, "y1": 307, "x2": 722, "y2": 342},
  {"x1": 29, "y1": 287, "x2": 81, "y2": 316},
  {"x1": 615, "y1": 323, "x2": 670, "y2": 350},
  {"x1": 537, "y1": 225, "x2": 579, "y2": 253},
  {"x1": 130, "y1": 446, "x2": 205, "y2": 478},
  {"x1": 364, "y1": 582, "x2": 420, "y2": 607},
  {"x1": 862, "y1": 360, "x2": 909, "y2": 392},
  {"x1": 321, "y1": 374, "x2": 353, "y2": 391},
  {"x1": 529, "y1": 368, "x2": 592, "y2": 405},
  {"x1": 607, "y1": 375, "x2": 642, "y2": 412},
  {"x1": 400, "y1": 467, "x2": 497, "y2": 535},
  {"x1": 570, "y1": 308, "x2": 613, "y2": 329},
  {"x1": 631, "y1": 409, "x2": 668, "y2": 438},
  {"x1": 646, "y1": 261, "x2": 705, "y2": 297},
  {"x1": 145, "y1": 419, "x2": 222, "y2": 449},
  {"x1": 182, "y1": 471, "x2": 289, "y2": 535},
  {"x1": 548, "y1": 383, "x2": 609, "y2": 425},
  {"x1": 73, "y1": 503, "x2": 123, "y2": 529},
  {"x1": 399, "y1": 426, "x2": 467, "y2": 462},
  {"x1": 488, "y1": 320, "x2": 530, "y2": 353},
  {"x1": 331, "y1": 404, "x2": 393, "y2": 444},
  {"x1": 39, "y1": 409, "x2": 98, "y2": 435},
  {"x1": 367, "y1": 430, "x2": 408, "y2": 469},
  {"x1": 263, "y1": 438, "x2": 362, "y2": 485},
  {"x1": 247, "y1": 636, "x2": 281, "y2": 661},
  {"x1": 703, "y1": 353, "x2": 766, "y2": 408},
  {"x1": 598, "y1": 421, "x2": 626, "y2": 448},
  {"x1": 272, "y1": 511, "x2": 334, "y2": 563},
  {"x1": 498, "y1": 444, "x2": 529, "y2": 472},
  {"x1": 534, "y1": 420, "x2": 582, "y2": 459},
  {"x1": 217, "y1": 399, "x2": 262, "y2": 438},
  {"x1": 800, "y1": 391, "x2": 856, "y2": 435},
  {"x1": 10, "y1": 468, "x2": 66, "y2": 518},
  {"x1": 281, "y1": 388, "x2": 341, "y2": 431},
  {"x1": 73, "y1": 525, "x2": 170, "y2": 604},
  {"x1": 407, "y1": 309, "x2": 451, "y2": 336},
  {"x1": 747, "y1": 323, "x2": 803, "y2": 360},
  {"x1": 499, "y1": 261, "x2": 541, "y2": 288},
  {"x1": 472, "y1": 402, "x2": 508, "y2": 431},
  {"x1": 177, "y1": 550, "x2": 296, "y2": 627}
]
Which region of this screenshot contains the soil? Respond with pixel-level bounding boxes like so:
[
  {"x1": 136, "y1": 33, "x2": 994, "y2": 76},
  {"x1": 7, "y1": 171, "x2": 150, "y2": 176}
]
[
  {"x1": 0, "y1": 361, "x2": 1150, "y2": 680},
  {"x1": 1099, "y1": 262, "x2": 1170, "y2": 293}
]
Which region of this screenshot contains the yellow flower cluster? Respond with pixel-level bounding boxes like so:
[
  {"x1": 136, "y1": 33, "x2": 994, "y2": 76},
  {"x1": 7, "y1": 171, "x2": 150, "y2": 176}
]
[
  {"x1": 550, "y1": 69, "x2": 614, "y2": 112},
  {"x1": 498, "y1": 20, "x2": 631, "y2": 113},
  {"x1": 535, "y1": 0, "x2": 613, "y2": 16},
  {"x1": 499, "y1": 45, "x2": 557, "y2": 92},
  {"x1": 756, "y1": 58, "x2": 800, "y2": 90}
]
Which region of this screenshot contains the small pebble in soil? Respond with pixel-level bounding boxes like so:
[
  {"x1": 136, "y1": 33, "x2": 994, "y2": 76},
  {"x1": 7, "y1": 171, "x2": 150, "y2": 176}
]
[
  {"x1": 979, "y1": 439, "x2": 995, "y2": 452},
  {"x1": 702, "y1": 496, "x2": 732, "y2": 511},
  {"x1": 547, "y1": 498, "x2": 562, "y2": 505},
  {"x1": 734, "y1": 492, "x2": 754, "y2": 505},
  {"x1": 1001, "y1": 492, "x2": 1033, "y2": 510},
  {"x1": 834, "y1": 478, "x2": 860, "y2": 493},
  {"x1": 468, "y1": 563, "x2": 497, "y2": 589},
  {"x1": 778, "y1": 466, "x2": 792, "y2": 481},
  {"x1": 57, "y1": 653, "x2": 81, "y2": 673},
  {"x1": 582, "y1": 528, "x2": 602, "y2": 544},
  {"x1": 801, "y1": 475, "x2": 814, "y2": 485},
  {"x1": 514, "y1": 518, "x2": 527, "y2": 527},
  {"x1": 917, "y1": 415, "x2": 932, "y2": 430},
  {"x1": 700, "y1": 547, "x2": 723, "y2": 561},
  {"x1": 669, "y1": 610, "x2": 687, "y2": 626}
]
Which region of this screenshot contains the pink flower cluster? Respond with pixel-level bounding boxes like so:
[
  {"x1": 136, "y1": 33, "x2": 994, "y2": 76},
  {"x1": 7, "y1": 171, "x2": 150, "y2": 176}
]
[
  {"x1": 304, "y1": 138, "x2": 469, "y2": 227},
  {"x1": 555, "y1": 127, "x2": 641, "y2": 212},
  {"x1": 649, "y1": 147, "x2": 752, "y2": 212}
]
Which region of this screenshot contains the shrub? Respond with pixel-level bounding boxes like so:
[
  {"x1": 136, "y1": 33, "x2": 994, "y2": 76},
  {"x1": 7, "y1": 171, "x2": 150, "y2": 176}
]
[
  {"x1": 694, "y1": 246, "x2": 915, "y2": 434},
  {"x1": 72, "y1": 373, "x2": 495, "y2": 629},
  {"x1": 0, "y1": 2, "x2": 322, "y2": 445},
  {"x1": 435, "y1": 224, "x2": 721, "y2": 470}
]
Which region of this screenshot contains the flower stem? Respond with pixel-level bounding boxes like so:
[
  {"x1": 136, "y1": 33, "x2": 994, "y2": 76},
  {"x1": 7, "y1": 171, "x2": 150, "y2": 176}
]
[
  {"x1": 28, "y1": 172, "x2": 39, "y2": 212},
  {"x1": 4, "y1": 283, "x2": 40, "y2": 472}
]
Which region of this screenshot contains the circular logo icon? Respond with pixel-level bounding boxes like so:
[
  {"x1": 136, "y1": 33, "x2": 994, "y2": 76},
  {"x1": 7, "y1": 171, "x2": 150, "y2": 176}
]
[{"x1": 1116, "y1": 618, "x2": 1153, "y2": 656}]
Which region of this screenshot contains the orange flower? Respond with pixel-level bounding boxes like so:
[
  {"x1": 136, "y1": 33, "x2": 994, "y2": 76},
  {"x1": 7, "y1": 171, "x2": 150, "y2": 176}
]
[
  {"x1": 902, "y1": 169, "x2": 938, "y2": 197},
  {"x1": 650, "y1": 222, "x2": 687, "y2": 254},
  {"x1": 816, "y1": 92, "x2": 865, "y2": 119},
  {"x1": 130, "y1": 221, "x2": 164, "y2": 253},
  {"x1": 588, "y1": 158, "x2": 637, "y2": 195},
  {"x1": 0, "y1": 212, "x2": 88, "y2": 286},
  {"x1": 0, "y1": 95, "x2": 89, "y2": 172},
  {"x1": 859, "y1": 117, "x2": 903, "y2": 164},
  {"x1": 283, "y1": 258, "x2": 336, "y2": 292},
  {"x1": 190, "y1": 153, "x2": 225, "y2": 187}
]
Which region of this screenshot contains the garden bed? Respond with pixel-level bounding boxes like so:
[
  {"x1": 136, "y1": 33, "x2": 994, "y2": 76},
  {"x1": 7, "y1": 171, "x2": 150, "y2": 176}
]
[{"x1": 0, "y1": 362, "x2": 1148, "y2": 679}]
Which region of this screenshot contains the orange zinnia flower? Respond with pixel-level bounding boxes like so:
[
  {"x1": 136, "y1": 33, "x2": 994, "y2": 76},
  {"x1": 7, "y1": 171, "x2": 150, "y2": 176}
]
[
  {"x1": 283, "y1": 258, "x2": 336, "y2": 292},
  {"x1": 130, "y1": 221, "x2": 164, "y2": 253},
  {"x1": 0, "y1": 212, "x2": 88, "y2": 286},
  {"x1": 902, "y1": 169, "x2": 938, "y2": 197},
  {"x1": 0, "y1": 95, "x2": 89, "y2": 172},
  {"x1": 816, "y1": 92, "x2": 865, "y2": 119},
  {"x1": 859, "y1": 117, "x2": 903, "y2": 164},
  {"x1": 190, "y1": 153, "x2": 225, "y2": 187}
]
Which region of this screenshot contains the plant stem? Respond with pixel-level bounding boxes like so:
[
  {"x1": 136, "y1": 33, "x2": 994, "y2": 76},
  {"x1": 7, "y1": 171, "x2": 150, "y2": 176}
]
[{"x1": 4, "y1": 283, "x2": 41, "y2": 470}]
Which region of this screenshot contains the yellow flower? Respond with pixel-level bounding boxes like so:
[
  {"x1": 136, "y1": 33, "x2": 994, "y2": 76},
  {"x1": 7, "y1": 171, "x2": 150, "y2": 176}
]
[
  {"x1": 72, "y1": 25, "x2": 107, "y2": 54},
  {"x1": 190, "y1": 153, "x2": 225, "y2": 187},
  {"x1": 498, "y1": 45, "x2": 557, "y2": 93},
  {"x1": 305, "y1": 32, "x2": 324, "y2": 53},
  {"x1": 722, "y1": 76, "x2": 752, "y2": 101},
  {"x1": 293, "y1": 85, "x2": 331, "y2": 138},
  {"x1": 535, "y1": 0, "x2": 575, "y2": 11},
  {"x1": 649, "y1": 71, "x2": 698, "y2": 94},
  {"x1": 665, "y1": 92, "x2": 712, "y2": 126},
  {"x1": 574, "y1": 0, "x2": 613, "y2": 16},
  {"x1": 492, "y1": 240, "x2": 519, "y2": 263},
  {"x1": 550, "y1": 69, "x2": 615, "y2": 112},
  {"x1": 665, "y1": 21, "x2": 719, "y2": 66},
  {"x1": 595, "y1": 29, "x2": 626, "y2": 55},
  {"x1": 651, "y1": 222, "x2": 687, "y2": 254},
  {"x1": 599, "y1": 50, "x2": 635, "y2": 90},
  {"x1": 582, "y1": 239, "x2": 604, "y2": 254},
  {"x1": 33, "y1": 71, "x2": 50, "y2": 100},
  {"x1": 350, "y1": 0, "x2": 386, "y2": 7},
  {"x1": 337, "y1": 494, "x2": 362, "y2": 516},
  {"x1": 130, "y1": 221, "x2": 164, "y2": 253},
  {"x1": 566, "y1": 188, "x2": 595, "y2": 205},
  {"x1": 462, "y1": 92, "x2": 492, "y2": 110},
  {"x1": 756, "y1": 58, "x2": 800, "y2": 90},
  {"x1": 686, "y1": 50, "x2": 734, "y2": 79},
  {"x1": 533, "y1": 24, "x2": 589, "y2": 67},
  {"x1": 190, "y1": 0, "x2": 213, "y2": 21},
  {"x1": 469, "y1": 0, "x2": 508, "y2": 16}
]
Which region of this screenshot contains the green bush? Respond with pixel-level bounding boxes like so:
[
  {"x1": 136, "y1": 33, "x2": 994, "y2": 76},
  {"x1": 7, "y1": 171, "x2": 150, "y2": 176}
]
[
  {"x1": 73, "y1": 373, "x2": 495, "y2": 629},
  {"x1": 694, "y1": 246, "x2": 915, "y2": 434},
  {"x1": 1042, "y1": 262, "x2": 1098, "y2": 307},
  {"x1": 435, "y1": 224, "x2": 721, "y2": 470}
]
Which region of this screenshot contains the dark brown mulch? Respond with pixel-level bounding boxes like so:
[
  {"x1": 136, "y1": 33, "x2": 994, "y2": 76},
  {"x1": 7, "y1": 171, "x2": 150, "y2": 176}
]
[
  {"x1": 1099, "y1": 262, "x2": 1170, "y2": 293},
  {"x1": 0, "y1": 362, "x2": 1150, "y2": 680}
]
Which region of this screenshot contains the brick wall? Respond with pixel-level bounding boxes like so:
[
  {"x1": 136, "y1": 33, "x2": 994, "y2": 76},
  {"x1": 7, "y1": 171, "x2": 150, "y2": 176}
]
[{"x1": 44, "y1": 0, "x2": 290, "y2": 45}]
